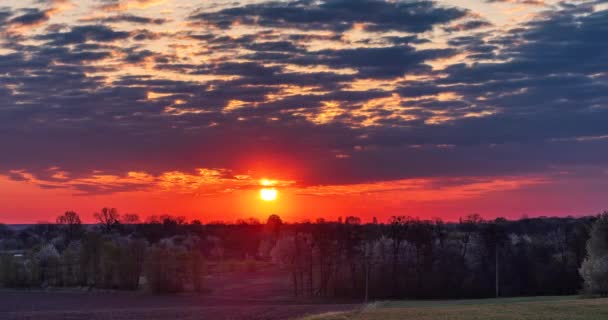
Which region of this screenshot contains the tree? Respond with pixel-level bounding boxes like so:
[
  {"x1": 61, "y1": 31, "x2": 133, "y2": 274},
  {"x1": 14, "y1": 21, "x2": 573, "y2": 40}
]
[
  {"x1": 270, "y1": 236, "x2": 299, "y2": 296},
  {"x1": 56, "y1": 211, "x2": 83, "y2": 241},
  {"x1": 388, "y1": 216, "x2": 410, "y2": 297},
  {"x1": 144, "y1": 245, "x2": 203, "y2": 293},
  {"x1": 122, "y1": 214, "x2": 140, "y2": 224},
  {"x1": 345, "y1": 216, "x2": 361, "y2": 225},
  {"x1": 37, "y1": 244, "x2": 61, "y2": 286},
  {"x1": 79, "y1": 232, "x2": 104, "y2": 286},
  {"x1": 580, "y1": 212, "x2": 608, "y2": 296},
  {"x1": 94, "y1": 208, "x2": 120, "y2": 233},
  {"x1": 266, "y1": 214, "x2": 283, "y2": 238},
  {"x1": 0, "y1": 224, "x2": 14, "y2": 239},
  {"x1": 406, "y1": 220, "x2": 435, "y2": 298},
  {"x1": 460, "y1": 214, "x2": 483, "y2": 259},
  {"x1": 118, "y1": 239, "x2": 148, "y2": 290}
]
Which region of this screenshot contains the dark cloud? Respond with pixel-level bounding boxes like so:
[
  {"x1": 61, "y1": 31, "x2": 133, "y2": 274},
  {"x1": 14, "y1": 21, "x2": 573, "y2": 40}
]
[
  {"x1": 130, "y1": 29, "x2": 163, "y2": 41},
  {"x1": 83, "y1": 14, "x2": 168, "y2": 25},
  {"x1": 37, "y1": 25, "x2": 130, "y2": 45},
  {"x1": 443, "y1": 19, "x2": 492, "y2": 32},
  {"x1": 192, "y1": 0, "x2": 467, "y2": 33},
  {"x1": 0, "y1": 9, "x2": 12, "y2": 29},
  {"x1": 295, "y1": 46, "x2": 456, "y2": 78},
  {"x1": 484, "y1": 0, "x2": 546, "y2": 6},
  {"x1": 383, "y1": 35, "x2": 430, "y2": 45},
  {"x1": 8, "y1": 8, "x2": 49, "y2": 26}
]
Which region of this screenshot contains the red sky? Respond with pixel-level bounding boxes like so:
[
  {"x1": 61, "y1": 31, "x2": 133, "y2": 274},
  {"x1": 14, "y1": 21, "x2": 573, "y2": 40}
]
[{"x1": 2, "y1": 171, "x2": 606, "y2": 224}]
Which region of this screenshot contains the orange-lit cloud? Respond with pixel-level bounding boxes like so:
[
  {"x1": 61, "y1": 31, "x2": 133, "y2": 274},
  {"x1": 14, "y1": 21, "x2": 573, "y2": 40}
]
[
  {"x1": 99, "y1": 0, "x2": 167, "y2": 12},
  {"x1": 3, "y1": 167, "x2": 296, "y2": 196},
  {"x1": 297, "y1": 176, "x2": 546, "y2": 200}
]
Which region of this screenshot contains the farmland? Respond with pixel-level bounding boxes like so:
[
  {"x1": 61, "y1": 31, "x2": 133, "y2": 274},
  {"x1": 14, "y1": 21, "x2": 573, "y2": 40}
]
[
  {"x1": 0, "y1": 268, "x2": 357, "y2": 320},
  {"x1": 300, "y1": 296, "x2": 608, "y2": 320}
]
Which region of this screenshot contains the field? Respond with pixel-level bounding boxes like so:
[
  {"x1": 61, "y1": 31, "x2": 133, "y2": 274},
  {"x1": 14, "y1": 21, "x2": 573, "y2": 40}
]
[
  {"x1": 3, "y1": 283, "x2": 608, "y2": 320},
  {"x1": 0, "y1": 268, "x2": 356, "y2": 320},
  {"x1": 301, "y1": 296, "x2": 608, "y2": 320},
  {"x1": 2, "y1": 265, "x2": 607, "y2": 320}
]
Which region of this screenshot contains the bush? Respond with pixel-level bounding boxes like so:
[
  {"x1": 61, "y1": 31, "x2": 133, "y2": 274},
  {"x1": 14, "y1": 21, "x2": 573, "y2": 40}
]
[{"x1": 0, "y1": 254, "x2": 35, "y2": 287}]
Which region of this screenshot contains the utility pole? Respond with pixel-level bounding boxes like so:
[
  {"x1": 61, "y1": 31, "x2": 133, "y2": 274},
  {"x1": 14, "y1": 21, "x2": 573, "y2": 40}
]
[
  {"x1": 364, "y1": 259, "x2": 369, "y2": 303},
  {"x1": 495, "y1": 243, "x2": 499, "y2": 298},
  {"x1": 364, "y1": 243, "x2": 370, "y2": 303}
]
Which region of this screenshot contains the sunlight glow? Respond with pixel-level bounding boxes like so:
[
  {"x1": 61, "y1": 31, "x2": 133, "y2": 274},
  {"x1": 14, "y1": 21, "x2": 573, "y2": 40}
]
[
  {"x1": 260, "y1": 188, "x2": 278, "y2": 201},
  {"x1": 260, "y1": 179, "x2": 277, "y2": 186}
]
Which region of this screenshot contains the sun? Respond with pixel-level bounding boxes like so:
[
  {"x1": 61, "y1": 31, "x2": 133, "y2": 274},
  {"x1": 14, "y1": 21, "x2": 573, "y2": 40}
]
[{"x1": 260, "y1": 188, "x2": 278, "y2": 201}]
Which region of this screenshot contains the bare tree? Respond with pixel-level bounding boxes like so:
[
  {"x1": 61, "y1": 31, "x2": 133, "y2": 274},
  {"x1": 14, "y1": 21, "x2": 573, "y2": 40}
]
[
  {"x1": 389, "y1": 216, "x2": 410, "y2": 297},
  {"x1": 56, "y1": 211, "x2": 82, "y2": 241},
  {"x1": 460, "y1": 214, "x2": 483, "y2": 260},
  {"x1": 94, "y1": 208, "x2": 120, "y2": 233},
  {"x1": 122, "y1": 213, "x2": 141, "y2": 224},
  {"x1": 270, "y1": 235, "x2": 299, "y2": 296}
]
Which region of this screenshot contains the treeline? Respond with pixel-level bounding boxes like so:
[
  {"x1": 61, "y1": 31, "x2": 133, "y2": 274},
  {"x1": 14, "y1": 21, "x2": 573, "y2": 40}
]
[
  {"x1": 267, "y1": 215, "x2": 595, "y2": 299},
  {"x1": 0, "y1": 210, "x2": 204, "y2": 293},
  {"x1": 1, "y1": 210, "x2": 607, "y2": 299}
]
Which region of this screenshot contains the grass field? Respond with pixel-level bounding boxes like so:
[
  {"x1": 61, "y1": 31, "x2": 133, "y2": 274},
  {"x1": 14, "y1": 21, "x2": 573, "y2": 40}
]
[{"x1": 300, "y1": 296, "x2": 608, "y2": 320}]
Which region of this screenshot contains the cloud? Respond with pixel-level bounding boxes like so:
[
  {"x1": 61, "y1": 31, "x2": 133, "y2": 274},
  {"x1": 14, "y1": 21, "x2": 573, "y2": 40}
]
[
  {"x1": 191, "y1": 0, "x2": 468, "y2": 33},
  {"x1": 80, "y1": 14, "x2": 168, "y2": 25},
  {"x1": 3, "y1": 168, "x2": 295, "y2": 195},
  {"x1": 443, "y1": 19, "x2": 493, "y2": 32},
  {"x1": 484, "y1": 0, "x2": 546, "y2": 6},
  {"x1": 297, "y1": 175, "x2": 547, "y2": 201},
  {"x1": 98, "y1": 0, "x2": 167, "y2": 12},
  {"x1": 4, "y1": 0, "x2": 72, "y2": 31},
  {"x1": 290, "y1": 46, "x2": 457, "y2": 78},
  {"x1": 9, "y1": 9, "x2": 50, "y2": 27},
  {"x1": 36, "y1": 25, "x2": 131, "y2": 45}
]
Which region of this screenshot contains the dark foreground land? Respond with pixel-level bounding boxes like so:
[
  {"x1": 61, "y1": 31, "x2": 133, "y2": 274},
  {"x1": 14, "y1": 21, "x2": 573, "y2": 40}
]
[
  {"x1": 0, "y1": 292, "x2": 356, "y2": 320},
  {"x1": 4, "y1": 293, "x2": 608, "y2": 320},
  {"x1": 0, "y1": 269, "x2": 358, "y2": 320}
]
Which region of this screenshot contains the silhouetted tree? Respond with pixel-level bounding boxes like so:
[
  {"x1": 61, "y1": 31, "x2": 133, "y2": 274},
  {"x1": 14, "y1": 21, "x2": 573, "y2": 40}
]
[
  {"x1": 0, "y1": 224, "x2": 14, "y2": 239},
  {"x1": 56, "y1": 211, "x2": 83, "y2": 241},
  {"x1": 388, "y1": 216, "x2": 410, "y2": 297},
  {"x1": 94, "y1": 208, "x2": 120, "y2": 233},
  {"x1": 266, "y1": 214, "x2": 283, "y2": 238},
  {"x1": 122, "y1": 213, "x2": 140, "y2": 224}
]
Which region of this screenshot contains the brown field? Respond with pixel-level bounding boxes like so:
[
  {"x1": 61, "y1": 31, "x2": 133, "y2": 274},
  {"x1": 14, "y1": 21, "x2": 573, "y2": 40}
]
[{"x1": 0, "y1": 269, "x2": 358, "y2": 320}]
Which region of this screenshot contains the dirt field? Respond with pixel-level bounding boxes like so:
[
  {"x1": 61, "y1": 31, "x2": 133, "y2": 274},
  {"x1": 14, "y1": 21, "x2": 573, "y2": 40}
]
[{"x1": 0, "y1": 269, "x2": 359, "y2": 320}]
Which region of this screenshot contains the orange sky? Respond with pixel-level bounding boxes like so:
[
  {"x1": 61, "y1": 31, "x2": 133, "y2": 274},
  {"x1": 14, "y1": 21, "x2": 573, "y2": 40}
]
[{"x1": 2, "y1": 171, "x2": 606, "y2": 224}]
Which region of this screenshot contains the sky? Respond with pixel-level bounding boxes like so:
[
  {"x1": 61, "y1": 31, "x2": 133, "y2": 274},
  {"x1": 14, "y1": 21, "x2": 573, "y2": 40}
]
[{"x1": 1, "y1": 0, "x2": 607, "y2": 223}]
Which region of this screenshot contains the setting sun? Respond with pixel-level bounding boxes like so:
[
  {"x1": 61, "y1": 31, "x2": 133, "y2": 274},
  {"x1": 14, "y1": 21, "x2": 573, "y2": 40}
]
[{"x1": 260, "y1": 188, "x2": 278, "y2": 201}]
